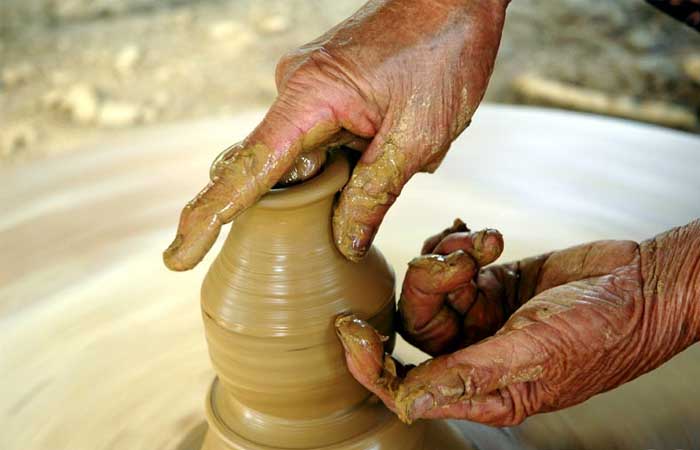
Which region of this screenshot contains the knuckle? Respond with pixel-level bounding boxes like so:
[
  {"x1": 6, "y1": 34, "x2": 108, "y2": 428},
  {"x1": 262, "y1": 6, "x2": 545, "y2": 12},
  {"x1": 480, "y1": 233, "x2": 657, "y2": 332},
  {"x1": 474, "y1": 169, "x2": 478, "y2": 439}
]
[
  {"x1": 276, "y1": 51, "x2": 296, "y2": 69},
  {"x1": 273, "y1": 52, "x2": 328, "y2": 95},
  {"x1": 502, "y1": 381, "x2": 547, "y2": 426},
  {"x1": 274, "y1": 51, "x2": 298, "y2": 88},
  {"x1": 284, "y1": 47, "x2": 361, "y2": 98},
  {"x1": 499, "y1": 386, "x2": 528, "y2": 426},
  {"x1": 305, "y1": 47, "x2": 344, "y2": 76}
]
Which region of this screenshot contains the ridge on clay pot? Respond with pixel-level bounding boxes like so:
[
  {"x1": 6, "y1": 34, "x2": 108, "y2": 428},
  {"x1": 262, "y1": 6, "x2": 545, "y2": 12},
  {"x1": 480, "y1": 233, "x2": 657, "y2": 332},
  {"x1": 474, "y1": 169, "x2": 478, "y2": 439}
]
[{"x1": 199, "y1": 151, "x2": 426, "y2": 450}]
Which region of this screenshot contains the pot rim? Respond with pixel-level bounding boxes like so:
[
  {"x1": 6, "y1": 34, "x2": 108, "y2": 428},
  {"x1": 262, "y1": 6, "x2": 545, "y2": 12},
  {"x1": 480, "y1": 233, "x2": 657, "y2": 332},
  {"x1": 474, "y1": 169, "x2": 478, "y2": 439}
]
[{"x1": 258, "y1": 151, "x2": 350, "y2": 209}]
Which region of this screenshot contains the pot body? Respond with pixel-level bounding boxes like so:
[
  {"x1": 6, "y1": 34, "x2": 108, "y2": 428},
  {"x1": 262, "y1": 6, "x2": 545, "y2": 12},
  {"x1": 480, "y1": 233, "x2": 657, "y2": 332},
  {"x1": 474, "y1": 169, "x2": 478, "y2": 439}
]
[{"x1": 200, "y1": 153, "x2": 425, "y2": 450}]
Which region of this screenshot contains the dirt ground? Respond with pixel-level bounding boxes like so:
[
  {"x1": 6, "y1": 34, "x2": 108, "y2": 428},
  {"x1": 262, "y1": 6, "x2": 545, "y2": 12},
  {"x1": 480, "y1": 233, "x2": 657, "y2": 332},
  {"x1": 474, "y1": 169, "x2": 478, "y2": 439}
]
[{"x1": 1, "y1": 0, "x2": 699, "y2": 165}]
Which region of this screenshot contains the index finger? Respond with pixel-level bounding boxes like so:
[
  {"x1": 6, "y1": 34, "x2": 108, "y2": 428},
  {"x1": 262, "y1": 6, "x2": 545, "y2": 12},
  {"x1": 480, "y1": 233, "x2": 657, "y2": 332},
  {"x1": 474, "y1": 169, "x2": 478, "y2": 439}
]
[{"x1": 163, "y1": 101, "x2": 342, "y2": 271}]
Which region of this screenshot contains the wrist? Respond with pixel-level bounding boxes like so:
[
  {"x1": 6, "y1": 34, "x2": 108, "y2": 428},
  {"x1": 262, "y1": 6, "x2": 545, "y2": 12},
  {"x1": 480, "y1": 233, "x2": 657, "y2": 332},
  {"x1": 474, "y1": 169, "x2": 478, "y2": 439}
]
[{"x1": 641, "y1": 220, "x2": 700, "y2": 349}]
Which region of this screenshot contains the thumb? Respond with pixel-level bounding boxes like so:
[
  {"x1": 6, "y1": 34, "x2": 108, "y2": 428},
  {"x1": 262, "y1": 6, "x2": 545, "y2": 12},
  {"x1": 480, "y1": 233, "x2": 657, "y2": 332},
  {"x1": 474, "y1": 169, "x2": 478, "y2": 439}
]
[
  {"x1": 163, "y1": 96, "x2": 343, "y2": 271},
  {"x1": 332, "y1": 119, "x2": 425, "y2": 261},
  {"x1": 397, "y1": 329, "x2": 547, "y2": 425}
]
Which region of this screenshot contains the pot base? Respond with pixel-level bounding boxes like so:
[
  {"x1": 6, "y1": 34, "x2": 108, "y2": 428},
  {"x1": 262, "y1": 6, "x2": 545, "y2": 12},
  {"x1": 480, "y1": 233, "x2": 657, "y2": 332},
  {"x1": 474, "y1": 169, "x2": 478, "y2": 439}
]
[{"x1": 202, "y1": 377, "x2": 428, "y2": 450}]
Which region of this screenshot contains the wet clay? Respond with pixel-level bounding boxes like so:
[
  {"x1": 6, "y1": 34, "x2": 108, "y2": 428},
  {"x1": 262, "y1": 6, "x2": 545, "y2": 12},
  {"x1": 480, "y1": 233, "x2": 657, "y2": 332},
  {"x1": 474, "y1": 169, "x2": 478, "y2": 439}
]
[
  {"x1": 164, "y1": 141, "x2": 286, "y2": 271},
  {"x1": 199, "y1": 151, "x2": 426, "y2": 450},
  {"x1": 275, "y1": 147, "x2": 327, "y2": 186},
  {"x1": 332, "y1": 141, "x2": 408, "y2": 262}
]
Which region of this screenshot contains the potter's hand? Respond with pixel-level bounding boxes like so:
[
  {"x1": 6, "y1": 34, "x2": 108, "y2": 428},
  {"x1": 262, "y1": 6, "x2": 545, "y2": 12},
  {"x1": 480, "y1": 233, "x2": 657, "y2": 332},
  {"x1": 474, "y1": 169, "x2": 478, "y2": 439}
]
[
  {"x1": 163, "y1": 0, "x2": 508, "y2": 270},
  {"x1": 336, "y1": 220, "x2": 700, "y2": 425}
]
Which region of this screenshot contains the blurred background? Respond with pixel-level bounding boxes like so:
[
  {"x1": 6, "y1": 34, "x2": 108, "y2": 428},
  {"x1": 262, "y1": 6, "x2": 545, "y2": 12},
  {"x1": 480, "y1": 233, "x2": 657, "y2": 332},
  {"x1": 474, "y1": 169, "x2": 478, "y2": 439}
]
[{"x1": 1, "y1": 0, "x2": 700, "y2": 165}]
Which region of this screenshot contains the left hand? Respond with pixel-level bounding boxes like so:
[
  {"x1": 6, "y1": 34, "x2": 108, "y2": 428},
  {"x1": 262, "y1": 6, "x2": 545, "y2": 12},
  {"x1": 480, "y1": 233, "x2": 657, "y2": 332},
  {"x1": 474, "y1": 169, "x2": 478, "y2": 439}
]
[{"x1": 335, "y1": 220, "x2": 700, "y2": 426}]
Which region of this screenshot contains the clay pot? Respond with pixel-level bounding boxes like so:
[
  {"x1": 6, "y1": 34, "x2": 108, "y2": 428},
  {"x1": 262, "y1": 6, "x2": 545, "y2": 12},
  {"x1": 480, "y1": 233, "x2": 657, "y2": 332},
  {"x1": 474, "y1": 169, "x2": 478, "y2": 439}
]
[{"x1": 200, "y1": 151, "x2": 425, "y2": 450}]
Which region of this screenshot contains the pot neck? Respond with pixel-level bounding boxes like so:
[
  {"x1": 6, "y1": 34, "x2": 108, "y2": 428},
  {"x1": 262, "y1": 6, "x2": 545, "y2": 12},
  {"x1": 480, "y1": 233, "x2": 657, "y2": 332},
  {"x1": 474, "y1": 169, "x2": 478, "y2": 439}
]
[{"x1": 218, "y1": 151, "x2": 350, "y2": 259}]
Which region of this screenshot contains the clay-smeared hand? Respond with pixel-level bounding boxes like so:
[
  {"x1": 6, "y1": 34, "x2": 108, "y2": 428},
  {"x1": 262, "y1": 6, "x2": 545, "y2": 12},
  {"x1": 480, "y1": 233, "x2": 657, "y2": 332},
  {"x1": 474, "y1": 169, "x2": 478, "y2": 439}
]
[
  {"x1": 163, "y1": 0, "x2": 508, "y2": 270},
  {"x1": 337, "y1": 220, "x2": 700, "y2": 426}
]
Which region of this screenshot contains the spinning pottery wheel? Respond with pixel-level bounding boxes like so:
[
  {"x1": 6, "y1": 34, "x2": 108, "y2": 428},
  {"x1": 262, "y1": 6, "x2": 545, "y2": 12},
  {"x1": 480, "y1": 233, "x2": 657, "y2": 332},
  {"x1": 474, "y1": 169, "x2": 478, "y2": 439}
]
[{"x1": 2, "y1": 105, "x2": 700, "y2": 450}]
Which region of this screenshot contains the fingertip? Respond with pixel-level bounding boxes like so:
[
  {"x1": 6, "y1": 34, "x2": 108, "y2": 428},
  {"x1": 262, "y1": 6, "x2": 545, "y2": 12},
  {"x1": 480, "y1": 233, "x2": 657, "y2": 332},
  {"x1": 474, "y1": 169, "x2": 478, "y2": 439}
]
[
  {"x1": 163, "y1": 234, "x2": 190, "y2": 271},
  {"x1": 334, "y1": 314, "x2": 386, "y2": 378},
  {"x1": 162, "y1": 215, "x2": 222, "y2": 272},
  {"x1": 162, "y1": 237, "x2": 212, "y2": 272},
  {"x1": 334, "y1": 313, "x2": 363, "y2": 345},
  {"x1": 478, "y1": 228, "x2": 505, "y2": 264},
  {"x1": 334, "y1": 312, "x2": 356, "y2": 329},
  {"x1": 452, "y1": 218, "x2": 469, "y2": 231},
  {"x1": 332, "y1": 206, "x2": 376, "y2": 262},
  {"x1": 433, "y1": 228, "x2": 504, "y2": 266},
  {"x1": 332, "y1": 179, "x2": 387, "y2": 261}
]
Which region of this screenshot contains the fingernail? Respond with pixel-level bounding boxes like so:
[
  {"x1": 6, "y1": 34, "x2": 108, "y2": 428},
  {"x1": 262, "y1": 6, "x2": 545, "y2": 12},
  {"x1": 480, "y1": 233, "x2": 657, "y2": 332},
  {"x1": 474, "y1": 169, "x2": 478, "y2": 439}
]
[
  {"x1": 351, "y1": 229, "x2": 369, "y2": 254},
  {"x1": 333, "y1": 214, "x2": 374, "y2": 261},
  {"x1": 451, "y1": 218, "x2": 469, "y2": 233},
  {"x1": 335, "y1": 313, "x2": 358, "y2": 331},
  {"x1": 334, "y1": 314, "x2": 356, "y2": 345},
  {"x1": 471, "y1": 229, "x2": 504, "y2": 265},
  {"x1": 334, "y1": 314, "x2": 364, "y2": 352},
  {"x1": 411, "y1": 393, "x2": 435, "y2": 419},
  {"x1": 334, "y1": 314, "x2": 382, "y2": 352},
  {"x1": 398, "y1": 392, "x2": 434, "y2": 423}
]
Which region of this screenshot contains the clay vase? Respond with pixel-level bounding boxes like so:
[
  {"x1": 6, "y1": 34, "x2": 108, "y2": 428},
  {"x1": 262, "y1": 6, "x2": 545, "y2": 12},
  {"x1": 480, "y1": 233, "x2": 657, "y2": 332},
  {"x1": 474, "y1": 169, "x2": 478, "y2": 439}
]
[{"x1": 199, "y1": 151, "x2": 426, "y2": 450}]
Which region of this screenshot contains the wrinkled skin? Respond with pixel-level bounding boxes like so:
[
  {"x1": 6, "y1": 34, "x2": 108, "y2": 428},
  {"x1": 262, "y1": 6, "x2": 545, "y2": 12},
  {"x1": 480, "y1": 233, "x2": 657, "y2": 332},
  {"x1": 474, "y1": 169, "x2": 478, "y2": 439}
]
[
  {"x1": 163, "y1": 0, "x2": 508, "y2": 270},
  {"x1": 336, "y1": 219, "x2": 700, "y2": 426}
]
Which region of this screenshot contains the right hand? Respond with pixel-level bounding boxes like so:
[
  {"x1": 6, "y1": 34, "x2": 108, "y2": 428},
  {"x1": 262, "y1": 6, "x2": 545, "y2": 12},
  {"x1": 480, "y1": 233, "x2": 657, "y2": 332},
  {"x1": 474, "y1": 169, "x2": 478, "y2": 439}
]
[
  {"x1": 337, "y1": 219, "x2": 700, "y2": 425},
  {"x1": 163, "y1": 0, "x2": 509, "y2": 271}
]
